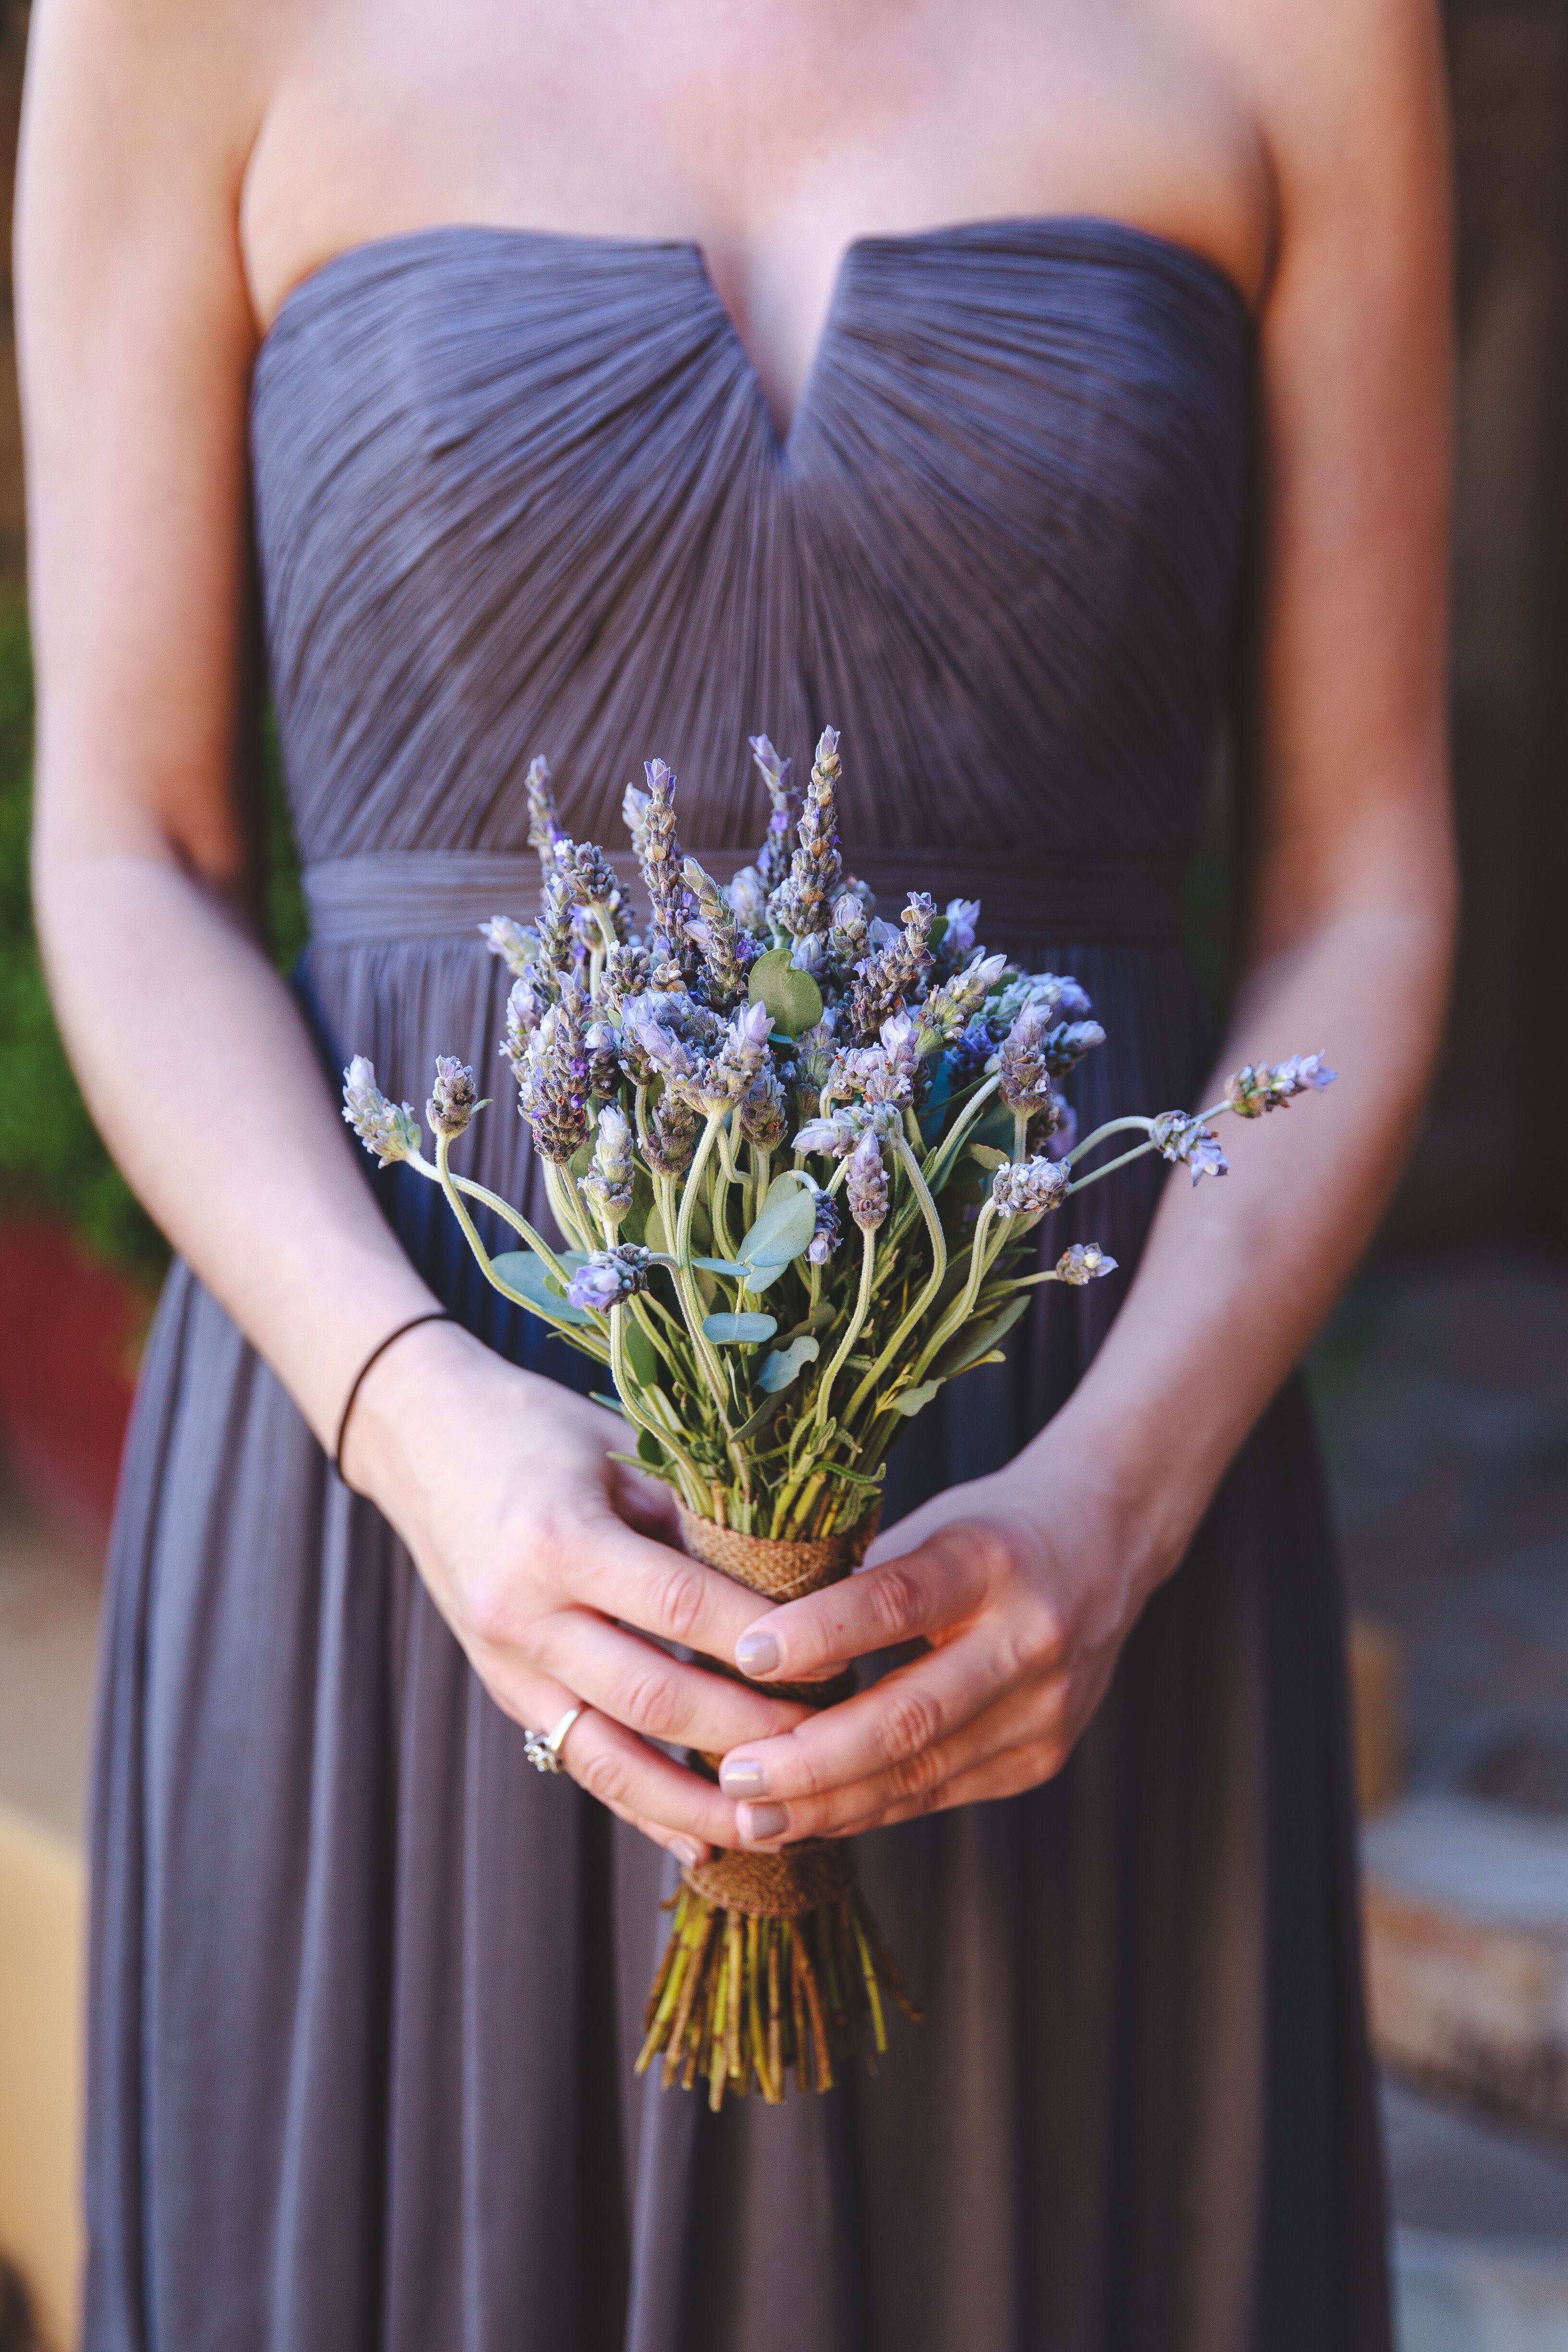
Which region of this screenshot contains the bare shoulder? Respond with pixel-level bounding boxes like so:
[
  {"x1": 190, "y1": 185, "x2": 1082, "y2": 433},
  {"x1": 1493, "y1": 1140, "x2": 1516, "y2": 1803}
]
[
  {"x1": 1181, "y1": 0, "x2": 1448, "y2": 270},
  {"x1": 19, "y1": 0, "x2": 290, "y2": 327}
]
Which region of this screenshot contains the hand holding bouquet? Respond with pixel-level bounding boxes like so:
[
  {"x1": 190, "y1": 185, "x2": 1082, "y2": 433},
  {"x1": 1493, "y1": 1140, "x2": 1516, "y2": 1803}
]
[{"x1": 343, "y1": 727, "x2": 1334, "y2": 2107}]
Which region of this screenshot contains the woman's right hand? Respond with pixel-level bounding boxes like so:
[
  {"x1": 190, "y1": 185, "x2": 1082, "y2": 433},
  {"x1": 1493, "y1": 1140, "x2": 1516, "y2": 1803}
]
[{"x1": 344, "y1": 1315, "x2": 803, "y2": 1866}]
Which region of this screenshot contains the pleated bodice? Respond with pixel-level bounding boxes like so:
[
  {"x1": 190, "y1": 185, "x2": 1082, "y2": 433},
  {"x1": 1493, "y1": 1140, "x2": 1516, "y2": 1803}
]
[{"x1": 251, "y1": 216, "x2": 1250, "y2": 869}]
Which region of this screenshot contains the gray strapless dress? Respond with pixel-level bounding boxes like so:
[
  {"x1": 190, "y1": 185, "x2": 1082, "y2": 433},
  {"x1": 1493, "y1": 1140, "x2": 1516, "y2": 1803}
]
[{"x1": 86, "y1": 219, "x2": 1390, "y2": 2352}]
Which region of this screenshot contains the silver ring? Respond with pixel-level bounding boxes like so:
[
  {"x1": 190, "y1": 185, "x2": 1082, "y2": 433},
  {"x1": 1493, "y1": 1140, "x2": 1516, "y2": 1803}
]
[{"x1": 524, "y1": 1704, "x2": 584, "y2": 1776}]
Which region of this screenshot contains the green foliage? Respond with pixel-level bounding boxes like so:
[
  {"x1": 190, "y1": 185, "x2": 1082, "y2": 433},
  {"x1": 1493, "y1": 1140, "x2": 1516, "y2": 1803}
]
[{"x1": 0, "y1": 599, "x2": 306, "y2": 1284}]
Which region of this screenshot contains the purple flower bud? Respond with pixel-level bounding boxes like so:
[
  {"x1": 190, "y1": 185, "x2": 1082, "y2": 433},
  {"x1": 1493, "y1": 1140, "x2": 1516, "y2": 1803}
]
[
  {"x1": 427, "y1": 1055, "x2": 480, "y2": 1140},
  {"x1": 480, "y1": 915, "x2": 541, "y2": 977},
  {"x1": 566, "y1": 1243, "x2": 651, "y2": 1312},
  {"x1": 943, "y1": 898, "x2": 981, "y2": 956},
  {"x1": 1055, "y1": 1243, "x2": 1117, "y2": 1286},
  {"x1": 991, "y1": 1156, "x2": 1072, "y2": 1218},
  {"x1": 524, "y1": 754, "x2": 563, "y2": 855},
  {"x1": 739, "y1": 1067, "x2": 788, "y2": 1152},
  {"x1": 806, "y1": 1190, "x2": 842, "y2": 1264},
  {"x1": 1151, "y1": 1111, "x2": 1230, "y2": 1183},
  {"x1": 793, "y1": 1112, "x2": 860, "y2": 1157},
  {"x1": 845, "y1": 1128, "x2": 890, "y2": 1231},
  {"x1": 1225, "y1": 1054, "x2": 1335, "y2": 1118},
  {"x1": 582, "y1": 1105, "x2": 635, "y2": 1218},
  {"x1": 343, "y1": 1057, "x2": 420, "y2": 1166}
]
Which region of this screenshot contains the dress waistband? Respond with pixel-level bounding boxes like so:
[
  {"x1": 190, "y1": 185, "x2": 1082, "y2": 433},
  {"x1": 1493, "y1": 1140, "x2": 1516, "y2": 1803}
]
[{"x1": 301, "y1": 847, "x2": 1187, "y2": 949}]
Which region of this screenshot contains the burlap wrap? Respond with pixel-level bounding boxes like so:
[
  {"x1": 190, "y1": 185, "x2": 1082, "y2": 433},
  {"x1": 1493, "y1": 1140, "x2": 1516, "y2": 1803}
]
[{"x1": 675, "y1": 1506, "x2": 878, "y2": 1917}]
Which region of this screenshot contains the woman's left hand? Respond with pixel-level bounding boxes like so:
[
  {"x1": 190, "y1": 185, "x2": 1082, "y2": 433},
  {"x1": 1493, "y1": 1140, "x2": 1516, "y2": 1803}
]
[{"x1": 714, "y1": 1445, "x2": 1172, "y2": 1843}]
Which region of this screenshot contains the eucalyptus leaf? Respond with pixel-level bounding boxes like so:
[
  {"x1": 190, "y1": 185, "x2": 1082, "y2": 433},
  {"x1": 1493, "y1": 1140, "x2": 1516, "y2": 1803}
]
[
  {"x1": 703, "y1": 1312, "x2": 779, "y2": 1345},
  {"x1": 891, "y1": 1378, "x2": 943, "y2": 1418},
  {"x1": 757, "y1": 1335, "x2": 821, "y2": 1393},
  {"x1": 490, "y1": 1249, "x2": 596, "y2": 1326},
  {"x1": 935, "y1": 1291, "x2": 1031, "y2": 1379},
  {"x1": 738, "y1": 1181, "x2": 817, "y2": 1270},
  {"x1": 747, "y1": 945, "x2": 824, "y2": 1040},
  {"x1": 691, "y1": 1255, "x2": 752, "y2": 1278}
]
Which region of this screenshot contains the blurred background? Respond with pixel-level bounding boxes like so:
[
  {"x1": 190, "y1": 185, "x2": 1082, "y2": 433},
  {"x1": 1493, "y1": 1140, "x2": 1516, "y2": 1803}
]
[{"x1": 2, "y1": 3, "x2": 1568, "y2": 2347}]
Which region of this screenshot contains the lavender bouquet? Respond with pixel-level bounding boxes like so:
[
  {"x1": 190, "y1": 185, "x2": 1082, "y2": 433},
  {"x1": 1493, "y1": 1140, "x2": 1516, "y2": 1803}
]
[{"x1": 343, "y1": 729, "x2": 1334, "y2": 2108}]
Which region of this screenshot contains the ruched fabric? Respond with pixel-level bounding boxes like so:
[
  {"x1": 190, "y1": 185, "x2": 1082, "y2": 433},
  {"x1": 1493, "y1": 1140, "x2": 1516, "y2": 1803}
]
[{"x1": 86, "y1": 218, "x2": 1390, "y2": 2352}]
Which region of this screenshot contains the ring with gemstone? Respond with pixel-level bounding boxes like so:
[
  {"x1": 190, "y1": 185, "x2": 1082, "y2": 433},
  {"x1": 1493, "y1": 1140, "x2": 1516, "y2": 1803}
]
[{"x1": 524, "y1": 1704, "x2": 584, "y2": 1775}]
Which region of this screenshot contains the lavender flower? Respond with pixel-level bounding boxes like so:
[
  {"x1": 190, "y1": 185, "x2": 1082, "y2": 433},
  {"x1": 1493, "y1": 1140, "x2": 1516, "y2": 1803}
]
[
  {"x1": 501, "y1": 973, "x2": 554, "y2": 1073},
  {"x1": 1225, "y1": 1053, "x2": 1338, "y2": 1120},
  {"x1": 1151, "y1": 1111, "x2": 1230, "y2": 1183},
  {"x1": 584, "y1": 1022, "x2": 622, "y2": 1098},
  {"x1": 944, "y1": 1017, "x2": 998, "y2": 1086},
  {"x1": 582, "y1": 1106, "x2": 635, "y2": 1220},
  {"x1": 723, "y1": 865, "x2": 770, "y2": 931},
  {"x1": 831, "y1": 1010, "x2": 921, "y2": 1109},
  {"x1": 739, "y1": 1067, "x2": 788, "y2": 1152},
  {"x1": 427, "y1": 1056, "x2": 479, "y2": 1140},
  {"x1": 479, "y1": 915, "x2": 540, "y2": 977},
  {"x1": 1041, "y1": 1020, "x2": 1106, "y2": 1078},
  {"x1": 826, "y1": 890, "x2": 870, "y2": 974},
  {"x1": 566, "y1": 1243, "x2": 651, "y2": 1312},
  {"x1": 513, "y1": 999, "x2": 591, "y2": 1163},
  {"x1": 943, "y1": 898, "x2": 981, "y2": 958},
  {"x1": 916, "y1": 951, "x2": 1009, "y2": 1053},
  {"x1": 635, "y1": 759, "x2": 693, "y2": 971},
  {"x1": 997, "y1": 1002, "x2": 1056, "y2": 1119},
  {"x1": 554, "y1": 838, "x2": 631, "y2": 943},
  {"x1": 535, "y1": 868, "x2": 579, "y2": 977},
  {"x1": 748, "y1": 734, "x2": 801, "y2": 892},
  {"x1": 644, "y1": 1091, "x2": 699, "y2": 1176},
  {"x1": 845, "y1": 892, "x2": 937, "y2": 1039},
  {"x1": 792, "y1": 1017, "x2": 837, "y2": 1121},
  {"x1": 991, "y1": 1156, "x2": 1072, "y2": 1218},
  {"x1": 845, "y1": 1127, "x2": 890, "y2": 1231},
  {"x1": 793, "y1": 1109, "x2": 862, "y2": 1157},
  {"x1": 767, "y1": 727, "x2": 844, "y2": 937},
  {"x1": 692, "y1": 1001, "x2": 774, "y2": 1112},
  {"x1": 1055, "y1": 1243, "x2": 1117, "y2": 1286},
  {"x1": 807, "y1": 1189, "x2": 842, "y2": 1265},
  {"x1": 683, "y1": 857, "x2": 751, "y2": 1000},
  {"x1": 342, "y1": 1057, "x2": 420, "y2": 1166},
  {"x1": 524, "y1": 754, "x2": 563, "y2": 855},
  {"x1": 598, "y1": 939, "x2": 651, "y2": 1018}
]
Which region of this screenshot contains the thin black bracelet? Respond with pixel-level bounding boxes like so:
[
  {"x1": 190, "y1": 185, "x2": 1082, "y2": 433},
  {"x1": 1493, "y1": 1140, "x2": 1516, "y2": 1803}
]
[{"x1": 332, "y1": 1310, "x2": 457, "y2": 1483}]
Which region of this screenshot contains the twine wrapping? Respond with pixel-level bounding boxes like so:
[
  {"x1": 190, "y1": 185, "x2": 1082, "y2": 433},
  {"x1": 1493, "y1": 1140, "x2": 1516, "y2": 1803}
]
[{"x1": 675, "y1": 1506, "x2": 878, "y2": 1915}]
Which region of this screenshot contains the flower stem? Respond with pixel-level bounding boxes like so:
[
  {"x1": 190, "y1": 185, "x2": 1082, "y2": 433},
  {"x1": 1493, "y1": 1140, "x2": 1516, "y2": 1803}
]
[
  {"x1": 433, "y1": 1139, "x2": 610, "y2": 1358},
  {"x1": 843, "y1": 1135, "x2": 948, "y2": 1424}
]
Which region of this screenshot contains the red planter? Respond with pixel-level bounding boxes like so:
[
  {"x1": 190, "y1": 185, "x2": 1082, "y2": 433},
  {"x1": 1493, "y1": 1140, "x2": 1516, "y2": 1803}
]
[{"x1": 0, "y1": 1217, "x2": 152, "y2": 1548}]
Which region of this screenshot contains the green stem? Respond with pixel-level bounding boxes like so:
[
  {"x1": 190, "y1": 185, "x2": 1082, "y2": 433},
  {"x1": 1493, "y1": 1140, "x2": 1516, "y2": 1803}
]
[
  {"x1": 609, "y1": 1308, "x2": 707, "y2": 1507},
  {"x1": 843, "y1": 1134, "x2": 948, "y2": 1424},
  {"x1": 906, "y1": 1199, "x2": 999, "y2": 1384},
  {"x1": 813, "y1": 1223, "x2": 877, "y2": 1435},
  {"x1": 433, "y1": 1139, "x2": 610, "y2": 1358},
  {"x1": 1063, "y1": 1138, "x2": 1158, "y2": 1193},
  {"x1": 1065, "y1": 1114, "x2": 1154, "y2": 1166},
  {"x1": 1012, "y1": 1109, "x2": 1030, "y2": 1165},
  {"x1": 918, "y1": 1070, "x2": 1003, "y2": 1197}
]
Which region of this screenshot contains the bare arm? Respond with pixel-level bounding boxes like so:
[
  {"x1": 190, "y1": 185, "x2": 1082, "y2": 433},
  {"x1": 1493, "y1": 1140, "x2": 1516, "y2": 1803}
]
[
  {"x1": 20, "y1": 0, "x2": 790, "y2": 1863},
  {"x1": 715, "y1": 0, "x2": 1457, "y2": 1839}
]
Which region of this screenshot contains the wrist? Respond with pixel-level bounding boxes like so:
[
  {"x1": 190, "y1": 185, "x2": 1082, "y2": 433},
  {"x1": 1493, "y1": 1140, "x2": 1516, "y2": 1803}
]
[{"x1": 339, "y1": 1314, "x2": 484, "y2": 1506}]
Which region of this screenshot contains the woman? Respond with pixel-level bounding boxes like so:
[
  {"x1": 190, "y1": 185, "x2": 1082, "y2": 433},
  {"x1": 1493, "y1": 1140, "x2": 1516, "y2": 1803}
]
[{"x1": 19, "y1": 0, "x2": 1453, "y2": 2342}]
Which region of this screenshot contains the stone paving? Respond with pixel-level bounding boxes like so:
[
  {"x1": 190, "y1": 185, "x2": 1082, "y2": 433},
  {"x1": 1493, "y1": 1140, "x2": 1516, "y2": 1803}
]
[{"x1": 1314, "y1": 1257, "x2": 1568, "y2": 2348}]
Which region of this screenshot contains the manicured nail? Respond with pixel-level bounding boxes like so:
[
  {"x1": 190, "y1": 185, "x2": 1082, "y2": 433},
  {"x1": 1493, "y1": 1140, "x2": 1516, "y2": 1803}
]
[
  {"x1": 720, "y1": 1756, "x2": 769, "y2": 1798},
  {"x1": 669, "y1": 1836, "x2": 704, "y2": 1867},
  {"x1": 735, "y1": 1630, "x2": 780, "y2": 1676},
  {"x1": 742, "y1": 1802, "x2": 789, "y2": 1842}
]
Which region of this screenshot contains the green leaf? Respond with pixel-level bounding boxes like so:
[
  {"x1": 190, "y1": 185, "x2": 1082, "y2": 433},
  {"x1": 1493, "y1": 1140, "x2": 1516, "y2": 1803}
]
[
  {"x1": 968, "y1": 1143, "x2": 1010, "y2": 1170},
  {"x1": 691, "y1": 1255, "x2": 751, "y2": 1278},
  {"x1": 637, "y1": 1427, "x2": 670, "y2": 1467},
  {"x1": 934, "y1": 1291, "x2": 1031, "y2": 1378},
  {"x1": 738, "y1": 1181, "x2": 817, "y2": 1270},
  {"x1": 624, "y1": 1316, "x2": 661, "y2": 1386},
  {"x1": 891, "y1": 1378, "x2": 943, "y2": 1418},
  {"x1": 758, "y1": 1335, "x2": 820, "y2": 1393},
  {"x1": 735, "y1": 1389, "x2": 790, "y2": 1443},
  {"x1": 703, "y1": 1311, "x2": 778, "y2": 1346},
  {"x1": 747, "y1": 946, "x2": 824, "y2": 1040},
  {"x1": 490, "y1": 1249, "x2": 596, "y2": 1326}
]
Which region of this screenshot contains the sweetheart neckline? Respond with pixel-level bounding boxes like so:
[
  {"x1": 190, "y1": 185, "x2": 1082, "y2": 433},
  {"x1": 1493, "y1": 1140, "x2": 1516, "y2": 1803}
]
[{"x1": 254, "y1": 212, "x2": 1251, "y2": 456}]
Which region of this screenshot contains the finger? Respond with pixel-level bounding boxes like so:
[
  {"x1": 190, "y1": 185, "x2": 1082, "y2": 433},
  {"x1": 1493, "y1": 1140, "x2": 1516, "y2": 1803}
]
[
  {"x1": 822, "y1": 1740, "x2": 1068, "y2": 1837},
  {"x1": 732, "y1": 1675, "x2": 1067, "y2": 1843},
  {"x1": 527, "y1": 1608, "x2": 809, "y2": 1752},
  {"x1": 520, "y1": 1498, "x2": 774, "y2": 1663},
  {"x1": 604, "y1": 1454, "x2": 684, "y2": 1542},
  {"x1": 720, "y1": 1622, "x2": 1050, "y2": 1807},
  {"x1": 588, "y1": 1788, "x2": 713, "y2": 1870},
  {"x1": 555, "y1": 1705, "x2": 742, "y2": 1850},
  {"x1": 730, "y1": 1524, "x2": 1001, "y2": 1681}
]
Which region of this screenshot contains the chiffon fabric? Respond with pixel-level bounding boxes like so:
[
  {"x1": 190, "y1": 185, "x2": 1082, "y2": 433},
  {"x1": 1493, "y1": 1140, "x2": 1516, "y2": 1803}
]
[{"x1": 86, "y1": 218, "x2": 1390, "y2": 2351}]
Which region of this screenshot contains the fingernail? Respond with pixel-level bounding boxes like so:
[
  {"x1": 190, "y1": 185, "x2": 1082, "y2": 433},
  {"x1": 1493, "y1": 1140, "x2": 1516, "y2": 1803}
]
[
  {"x1": 742, "y1": 1802, "x2": 789, "y2": 1842},
  {"x1": 720, "y1": 1756, "x2": 769, "y2": 1798},
  {"x1": 735, "y1": 1630, "x2": 780, "y2": 1676},
  {"x1": 669, "y1": 1836, "x2": 704, "y2": 1867}
]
